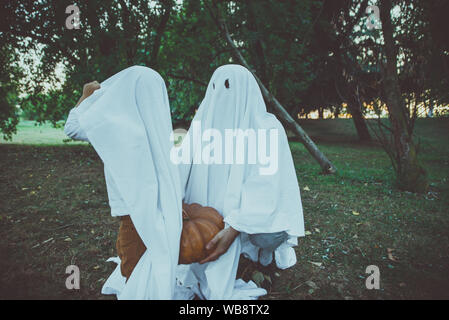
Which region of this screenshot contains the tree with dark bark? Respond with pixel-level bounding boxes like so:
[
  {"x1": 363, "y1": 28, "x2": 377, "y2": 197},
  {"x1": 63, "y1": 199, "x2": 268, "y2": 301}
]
[
  {"x1": 379, "y1": 0, "x2": 428, "y2": 193},
  {"x1": 306, "y1": 0, "x2": 372, "y2": 141}
]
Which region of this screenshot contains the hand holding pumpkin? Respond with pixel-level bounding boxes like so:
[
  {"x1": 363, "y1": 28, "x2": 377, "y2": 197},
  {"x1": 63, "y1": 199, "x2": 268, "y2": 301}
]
[
  {"x1": 178, "y1": 203, "x2": 239, "y2": 265},
  {"x1": 199, "y1": 226, "x2": 240, "y2": 264},
  {"x1": 179, "y1": 203, "x2": 225, "y2": 264}
]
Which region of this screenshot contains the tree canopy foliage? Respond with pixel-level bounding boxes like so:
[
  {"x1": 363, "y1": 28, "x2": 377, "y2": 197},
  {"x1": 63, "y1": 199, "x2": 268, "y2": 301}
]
[
  {"x1": 1, "y1": 0, "x2": 447, "y2": 124},
  {"x1": 1, "y1": 0, "x2": 447, "y2": 191}
]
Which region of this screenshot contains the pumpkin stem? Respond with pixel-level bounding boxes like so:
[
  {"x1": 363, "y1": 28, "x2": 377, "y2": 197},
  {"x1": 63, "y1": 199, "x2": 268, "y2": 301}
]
[{"x1": 182, "y1": 208, "x2": 189, "y2": 220}]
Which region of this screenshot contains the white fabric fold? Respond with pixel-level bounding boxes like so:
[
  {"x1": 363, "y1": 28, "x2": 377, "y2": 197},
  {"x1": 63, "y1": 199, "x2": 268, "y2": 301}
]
[
  {"x1": 64, "y1": 106, "x2": 129, "y2": 216},
  {"x1": 77, "y1": 65, "x2": 183, "y2": 299},
  {"x1": 177, "y1": 64, "x2": 305, "y2": 299}
]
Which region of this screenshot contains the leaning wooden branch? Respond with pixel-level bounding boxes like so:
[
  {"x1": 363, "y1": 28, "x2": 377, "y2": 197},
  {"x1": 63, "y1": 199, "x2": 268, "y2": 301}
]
[{"x1": 219, "y1": 20, "x2": 337, "y2": 174}]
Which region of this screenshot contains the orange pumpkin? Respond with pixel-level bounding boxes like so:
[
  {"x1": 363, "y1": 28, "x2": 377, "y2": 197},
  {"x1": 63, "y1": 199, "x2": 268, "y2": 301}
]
[{"x1": 179, "y1": 203, "x2": 225, "y2": 264}]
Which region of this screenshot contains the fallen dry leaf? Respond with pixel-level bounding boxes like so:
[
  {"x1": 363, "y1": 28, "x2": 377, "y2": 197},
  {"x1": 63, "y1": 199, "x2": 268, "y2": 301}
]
[
  {"x1": 309, "y1": 261, "x2": 323, "y2": 267},
  {"x1": 305, "y1": 280, "x2": 319, "y2": 290},
  {"x1": 387, "y1": 248, "x2": 398, "y2": 262}
]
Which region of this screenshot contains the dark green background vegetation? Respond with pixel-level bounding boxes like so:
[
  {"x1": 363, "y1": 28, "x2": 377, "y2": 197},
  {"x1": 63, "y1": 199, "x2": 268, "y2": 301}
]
[{"x1": 1, "y1": 0, "x2": 448, "y2": 299}]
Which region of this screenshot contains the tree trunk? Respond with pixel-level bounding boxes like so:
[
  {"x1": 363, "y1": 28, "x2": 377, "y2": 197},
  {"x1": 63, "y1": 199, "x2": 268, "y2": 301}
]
[
  {"x1": 427, "y1": 100, "x2": 434, "y2": 118},
  {"x1": 318, "y1": 107, "x2": 324, "y2": 119},
  {"x1": 148, "y1": 2, "x2": 172, "y2": 68},
  {"x1": 380, "y1": 0, "x2": 428, "y2": 193},
  {"x1": 334, "y1": 80, "x2": 371, "y2": 141},
  {"x1": 246, "y1": 0, "x2": 268, "y2": 85},
  {"x1": 334, "y1": 105, "x2": 341, "y2": 119},
  {"x1": 347, "y1": 101, "x2": 372, "y2": 141}
]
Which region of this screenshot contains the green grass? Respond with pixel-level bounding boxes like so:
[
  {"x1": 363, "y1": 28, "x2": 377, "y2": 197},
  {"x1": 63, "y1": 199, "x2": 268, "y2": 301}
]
[
  {"x1": 0, "y1": 120, "x2": 87, "y2": 146},
  {"x1": 0, "y1": 118, "x2": 448, "y2": 299}
]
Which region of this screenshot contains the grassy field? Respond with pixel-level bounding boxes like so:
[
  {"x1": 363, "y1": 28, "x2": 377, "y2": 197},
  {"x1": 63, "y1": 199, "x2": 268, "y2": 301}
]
[
  {"x1": 0, "y1": 120, "x2": 88, "y2": 146},
  {"x1": 0, "y1": 118, "x2": 448, "y2": 299}
]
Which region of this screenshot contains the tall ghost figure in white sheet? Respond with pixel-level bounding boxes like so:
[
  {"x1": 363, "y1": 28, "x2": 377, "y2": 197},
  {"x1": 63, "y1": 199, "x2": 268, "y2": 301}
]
[
  {"x1": 74, "y1": 66, "x2": 183, "y2": 299},
  {"x1": 177, "y1": 64, "x2": 305, "y2": 300}
]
